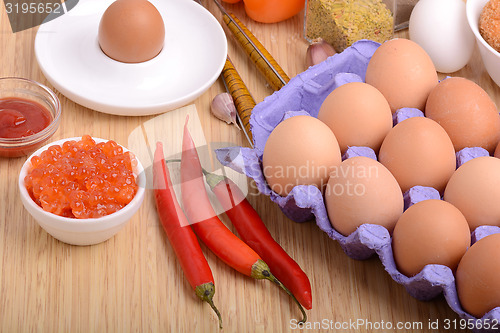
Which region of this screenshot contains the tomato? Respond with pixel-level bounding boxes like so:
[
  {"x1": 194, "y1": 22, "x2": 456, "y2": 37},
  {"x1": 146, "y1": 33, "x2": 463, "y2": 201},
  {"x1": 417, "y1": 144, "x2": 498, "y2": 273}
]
[{"x1": 243, "y1": 0, "x2": 305, "y2": 23}]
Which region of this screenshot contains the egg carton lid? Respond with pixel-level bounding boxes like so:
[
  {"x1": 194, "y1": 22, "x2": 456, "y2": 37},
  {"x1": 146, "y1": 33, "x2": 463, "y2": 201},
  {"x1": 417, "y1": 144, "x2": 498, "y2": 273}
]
[{"x1": 215, "y1": 39, "x2": 500, "y2": 330}]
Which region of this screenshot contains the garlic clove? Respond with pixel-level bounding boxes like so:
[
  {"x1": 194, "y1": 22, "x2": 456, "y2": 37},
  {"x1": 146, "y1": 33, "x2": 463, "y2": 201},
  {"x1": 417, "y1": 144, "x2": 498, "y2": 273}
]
[
  {"x1": 305, "y1": 38, "x2": 337, "y2": 67},
  {"x1": 210, "y1": 92, "x2": 240, "y2": 130}
]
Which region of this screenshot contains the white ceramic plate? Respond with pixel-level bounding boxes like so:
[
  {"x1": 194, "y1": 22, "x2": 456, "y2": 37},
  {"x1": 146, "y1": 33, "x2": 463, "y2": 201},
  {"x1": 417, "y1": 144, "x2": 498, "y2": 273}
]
[{"x1": 35, "y1": 0, "x2": 227, "y2": 116}]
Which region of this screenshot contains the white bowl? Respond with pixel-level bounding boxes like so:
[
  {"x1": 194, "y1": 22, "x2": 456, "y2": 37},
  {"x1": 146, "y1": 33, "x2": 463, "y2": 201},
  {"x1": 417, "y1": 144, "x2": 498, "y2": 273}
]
[
  {"x1": 18, "y1": 137, "x2": 146, "y2": 246},
  {"x1": 466, "y1": 0, "x2": 500, "y2": 87}
]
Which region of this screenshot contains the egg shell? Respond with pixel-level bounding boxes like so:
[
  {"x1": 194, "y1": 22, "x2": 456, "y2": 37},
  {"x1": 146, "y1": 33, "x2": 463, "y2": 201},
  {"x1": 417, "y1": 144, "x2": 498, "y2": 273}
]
[
  {"x1": 444, "y1": 156, "x2": 500, "y2": 231},
  {"x1": 98, "y1": 0, "x2": 165, "y2": 63},
  {"x1": 324, "y1": 156, "x2": 404, "y2": 236},
  {"x1": 378, "y1": 117, "x2": 456, "y2": 193},
  {"x1": 365, "y1": 38, "x2": 439, "y2": 113},
  {"x1": 262, "y1": 115, "x2": 342, "y2": 196},
  {"x1": 456, "y1": 233, "x2": 500, "y2": 319},
  {"x1": 495, "y1": 140, "x2": 500, "y2": 158},
  {"x1": 317, "y1": 82, "x2": 392, "y2": 153},
  {"x1": 392, "y1": 200, "x2": 470, "y2": 277},
  {"x1": 215, "y1": 40, "x2": 500, "y2": 326},
  {"x1": 425, "y1": 77, "x2": 500, "y2": 154},
  {"x1": 409, "y1": 0, "x2": 475, "y2": 73}
]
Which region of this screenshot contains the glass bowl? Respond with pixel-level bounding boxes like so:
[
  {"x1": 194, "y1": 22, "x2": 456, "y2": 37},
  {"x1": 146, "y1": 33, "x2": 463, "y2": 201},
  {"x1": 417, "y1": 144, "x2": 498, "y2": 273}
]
[{"x1": 0, "y1": 77, "x2": 61, "y2": 157}]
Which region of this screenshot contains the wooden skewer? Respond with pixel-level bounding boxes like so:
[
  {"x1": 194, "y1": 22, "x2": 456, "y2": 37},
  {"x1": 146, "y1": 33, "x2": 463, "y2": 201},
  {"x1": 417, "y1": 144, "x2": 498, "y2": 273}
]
[
  {"x1": 220, "y1": 57, "x2": 256, "y2": 145},
  {"x1": 212, "y1": 0, "x2": 290, "y2": 91}
]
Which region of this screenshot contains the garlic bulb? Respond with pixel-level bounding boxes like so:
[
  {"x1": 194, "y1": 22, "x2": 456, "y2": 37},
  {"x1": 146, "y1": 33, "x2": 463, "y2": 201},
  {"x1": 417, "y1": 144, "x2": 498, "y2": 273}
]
[
  {"x1": 305, "y1": 38, "x2": 337, "y2": 67},
  {"x1": 210, "y1": 92, "x2": 240, "y2": 129}
]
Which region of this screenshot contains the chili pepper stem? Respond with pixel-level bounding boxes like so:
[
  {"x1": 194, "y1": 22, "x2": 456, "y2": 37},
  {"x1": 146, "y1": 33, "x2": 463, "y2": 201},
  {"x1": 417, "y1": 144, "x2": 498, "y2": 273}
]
[
  {"x1": 164, "y1": 158, "x2": 181, "y2": 164},
  {"x1": 201, "y1": 168, "x2": 226, "y2": 189},
  {"x1": 164, "y1": 162, "x2": 227, "y2": 191},
  {"x1": 251, "y1": 259, "x2": 307, "y2": 324},
  {"x1": 195, "y1": 283, "x2": 223, "y2": 330}
]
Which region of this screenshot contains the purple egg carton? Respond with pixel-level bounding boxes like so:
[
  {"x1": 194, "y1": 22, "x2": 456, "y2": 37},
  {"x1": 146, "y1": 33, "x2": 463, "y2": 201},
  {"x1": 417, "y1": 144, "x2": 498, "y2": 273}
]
[{"x1": 215, "y1": 40, "x2": 500, "y2": 331}]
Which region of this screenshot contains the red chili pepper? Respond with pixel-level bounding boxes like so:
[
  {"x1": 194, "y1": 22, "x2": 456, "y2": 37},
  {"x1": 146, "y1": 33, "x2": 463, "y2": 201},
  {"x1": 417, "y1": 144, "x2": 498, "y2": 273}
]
[
  {"x1": 180, "y1": 117, "x2": 306, "y2": 323},
  {"x1": 202, "y1": 170, "x2": 313, "y2": 310},
  {"x1": 153, "y1": 142, "x2": 222, "y2": 329}
]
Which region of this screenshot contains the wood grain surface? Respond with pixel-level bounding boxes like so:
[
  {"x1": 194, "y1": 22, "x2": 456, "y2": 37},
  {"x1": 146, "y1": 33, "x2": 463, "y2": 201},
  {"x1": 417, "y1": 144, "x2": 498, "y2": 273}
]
[{"x1": 0, "y1": 1, "x2": 496, "y2": 332}]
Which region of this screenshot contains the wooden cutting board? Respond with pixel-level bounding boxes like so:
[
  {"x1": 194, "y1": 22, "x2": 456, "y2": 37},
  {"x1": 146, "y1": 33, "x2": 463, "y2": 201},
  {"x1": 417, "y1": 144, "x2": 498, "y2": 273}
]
[{"x1": 1, "y1": 1, "x2": 495, "y2": 332}]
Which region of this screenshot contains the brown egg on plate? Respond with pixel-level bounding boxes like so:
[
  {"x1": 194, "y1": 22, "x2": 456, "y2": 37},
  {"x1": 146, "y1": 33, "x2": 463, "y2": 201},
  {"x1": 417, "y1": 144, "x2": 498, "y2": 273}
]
[
  {"x1": 262, "y1": 115, "x2": 342, "y2": 196},
  {"x1": 324, "y1": 156, "x2": 404, "y2": 236},
  {"x1": 378, "y1": 116, "x2": 456, "y2": 193},
  {"x1": 365, "y1": 38, "x2": 438, "y2": 113},
  {"x1": 392, "y1": 199, "x2": 470, "y2": 277},
  {"x1": 317, "y1": 82, "x2": 393, "y2": 154},
  {"x1": 456, "y1": 233, "x2": 500, "y2": 318},
  {"x1": 425, "y1": 77, "x2": 500, "y2": 154},
  {"x1": 98, "y1": 0, "x2": 165, "y2": 63},
  {"x1": 444, "y1": 156, "x2": 500, "y2": 231}
]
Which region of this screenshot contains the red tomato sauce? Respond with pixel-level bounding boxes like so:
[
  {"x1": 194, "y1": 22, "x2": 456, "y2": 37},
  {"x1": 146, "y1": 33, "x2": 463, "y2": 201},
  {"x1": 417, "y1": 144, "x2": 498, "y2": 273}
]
[{"x1": 0, "y1": 97, "x2": 52, "y2": 138}]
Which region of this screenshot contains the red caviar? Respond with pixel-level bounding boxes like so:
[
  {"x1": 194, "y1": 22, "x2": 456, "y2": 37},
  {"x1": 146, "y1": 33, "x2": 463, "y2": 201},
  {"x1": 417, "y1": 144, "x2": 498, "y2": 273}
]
[{"x1": 24, "y1": 135, "x2": 138, "y2": 219}]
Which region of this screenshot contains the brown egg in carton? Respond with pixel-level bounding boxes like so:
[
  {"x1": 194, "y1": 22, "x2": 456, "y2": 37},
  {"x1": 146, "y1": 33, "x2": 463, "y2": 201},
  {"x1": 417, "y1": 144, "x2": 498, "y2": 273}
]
[{"x1": 215, "y1": 40, "x2": 500, "y2": 331}]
